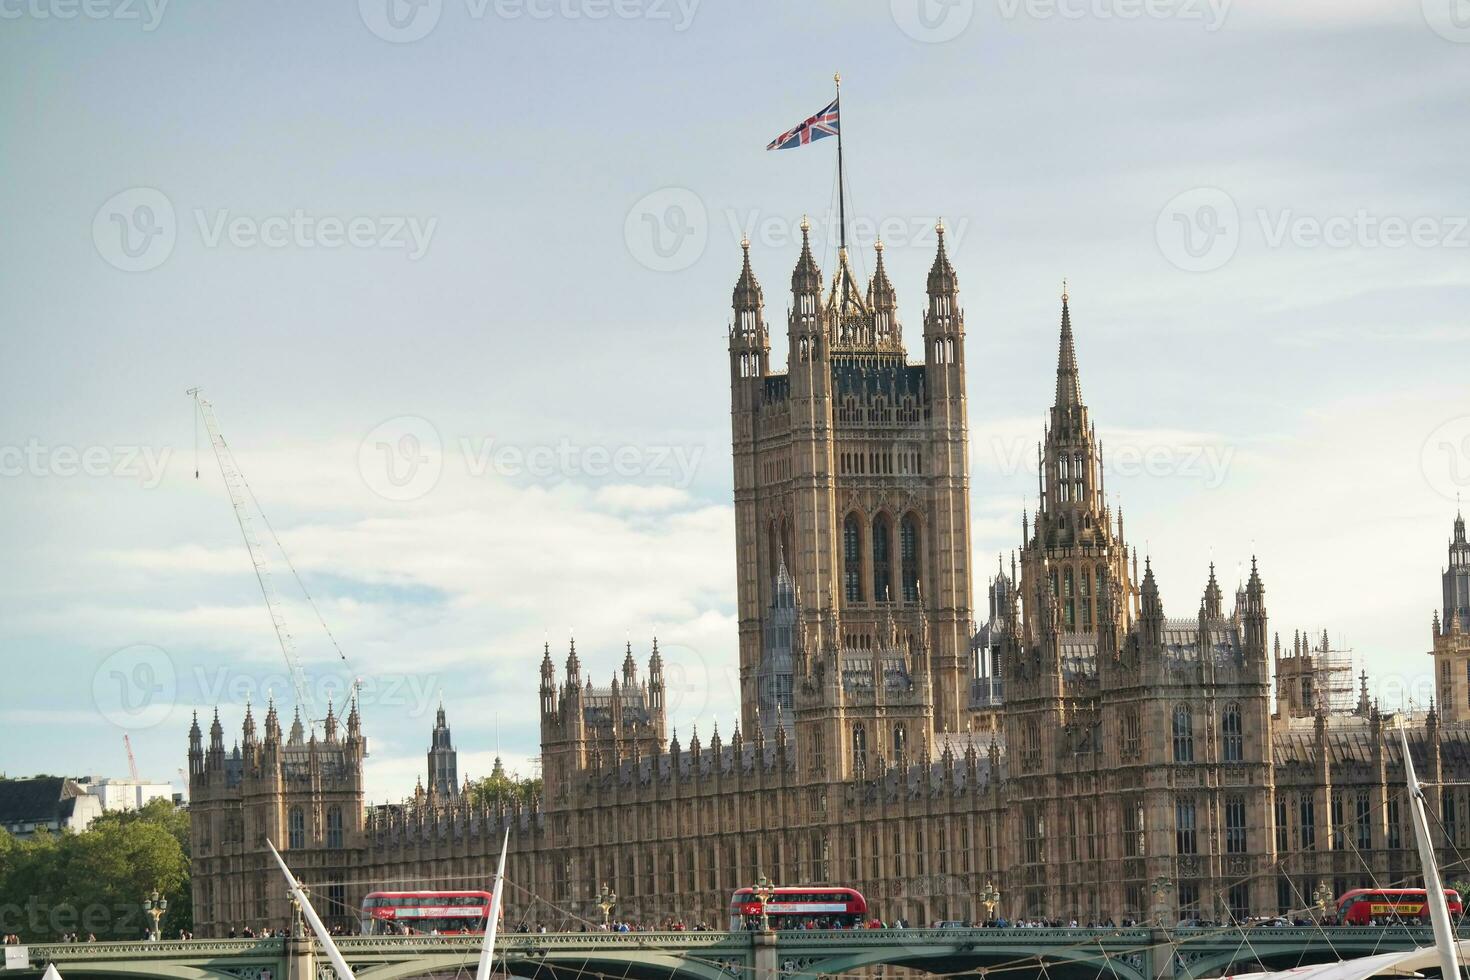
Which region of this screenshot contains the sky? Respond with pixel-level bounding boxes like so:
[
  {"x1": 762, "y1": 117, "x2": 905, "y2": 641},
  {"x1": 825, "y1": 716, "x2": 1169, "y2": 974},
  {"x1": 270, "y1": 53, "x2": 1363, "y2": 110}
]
[{"x1": 1, "y1": 0, "x2": 1467, "y2": 802}]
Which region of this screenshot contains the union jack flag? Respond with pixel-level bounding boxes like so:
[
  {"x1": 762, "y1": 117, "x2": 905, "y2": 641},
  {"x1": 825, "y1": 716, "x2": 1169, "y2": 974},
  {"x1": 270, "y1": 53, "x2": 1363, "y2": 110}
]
[{"x1": 766, "y1": 98, "x2": 840, "y2": 151}]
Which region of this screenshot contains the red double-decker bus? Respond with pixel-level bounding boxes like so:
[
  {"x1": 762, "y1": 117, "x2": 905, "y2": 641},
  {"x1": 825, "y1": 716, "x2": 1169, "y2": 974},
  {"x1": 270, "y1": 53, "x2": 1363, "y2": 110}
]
[
  {"x1": 728, "y1": 886, "x2": 869, "y2": 930},
  {"x1": 360, "y1": 890, "x2": 496, "y2": 935},
  {"x1": 1336, "y1": 888, "x2": 1463, "y2": 925}
]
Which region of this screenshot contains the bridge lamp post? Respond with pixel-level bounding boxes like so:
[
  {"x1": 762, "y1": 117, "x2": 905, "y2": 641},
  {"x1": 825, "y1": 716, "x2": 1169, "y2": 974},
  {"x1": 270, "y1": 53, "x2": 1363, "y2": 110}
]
[
  {"x1": 1312, "y1": 882, "x2": 1333, "y2": 923},
  {"x1": 1149, "y1": 876, "x2": 1173, "y2": 928},
  {"x1": 753, "y1": 873, "x2": 775, "y2": 933},
  {"x1": 596, "y1": 883, "x2": 617, "y2": 930},
  {"x1": 979, "y1": 882, "x2": 1001, "y2": 924},
  {"x1": 143, "y1": 889, "x2": 168, "y2": 941}
]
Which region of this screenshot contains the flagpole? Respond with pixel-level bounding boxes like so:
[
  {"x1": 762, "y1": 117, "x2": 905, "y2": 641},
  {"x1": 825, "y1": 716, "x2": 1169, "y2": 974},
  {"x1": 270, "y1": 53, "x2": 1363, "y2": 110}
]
[{"x1": 834, "y1": 71, "x2": 846, "y2": 254}]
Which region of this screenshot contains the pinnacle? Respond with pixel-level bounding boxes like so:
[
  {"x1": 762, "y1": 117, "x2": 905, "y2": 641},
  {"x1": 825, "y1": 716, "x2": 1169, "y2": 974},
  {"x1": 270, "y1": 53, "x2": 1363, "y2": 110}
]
[{"x1": 1055, "y1": 287, "x2": 1082, "y2": 409}]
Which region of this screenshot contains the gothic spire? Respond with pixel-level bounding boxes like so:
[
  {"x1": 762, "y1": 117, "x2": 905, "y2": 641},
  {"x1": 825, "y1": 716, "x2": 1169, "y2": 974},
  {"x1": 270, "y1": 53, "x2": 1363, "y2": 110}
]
[
  {"x1": 1055, "y1": 281, "x2": 1082, "y2": 409},
  {"x1": 868, "y1": 239, "x2": 896, "y2": 313},
  {"x1": 791, "y1": 216, "x2": 821, "y2": 294},
  {"x1": 1202, "y1": 562, "x2": 1223, "y2": 619},
  {"x1": 927, "y1": 219, "x2": 957, "y2": 295},
  {"x1": 732, "y1": 237, "x2": 764, "y2": 312}
]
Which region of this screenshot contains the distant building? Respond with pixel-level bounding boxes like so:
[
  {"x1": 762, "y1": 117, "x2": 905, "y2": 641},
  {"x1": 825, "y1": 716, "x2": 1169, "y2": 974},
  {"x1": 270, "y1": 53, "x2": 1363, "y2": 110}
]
[
  {"x1": 0, "y1": 776, "x2": 104, "y2": 838},
  {"x1": 185, "y1": 229, "x2": 1470, "y2": 933},
  {"x1": 77, "y1": 776, "x2": 174, "y2": 813}
]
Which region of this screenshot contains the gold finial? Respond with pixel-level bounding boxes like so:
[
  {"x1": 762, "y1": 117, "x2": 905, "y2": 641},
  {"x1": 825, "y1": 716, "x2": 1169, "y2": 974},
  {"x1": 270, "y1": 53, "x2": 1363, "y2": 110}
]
[
  {"x1": 936, "y1": 217, "x2": 946, "y2": 236},
  {"x1": 740, "y1": 236, "x2": 750, "y2": 251},
  {"x1": 834, "y1": 72, "x2": 841, "y2": 85},
  {"x1": 874, "y1": 238, "x2": 884, "y2": 254},
  {"x1": 800, "y1": 214, "x2": 810, "y2": 233},
  {"x1": 1061, "y1": 278, "x2": 1069, "y2": 302}
]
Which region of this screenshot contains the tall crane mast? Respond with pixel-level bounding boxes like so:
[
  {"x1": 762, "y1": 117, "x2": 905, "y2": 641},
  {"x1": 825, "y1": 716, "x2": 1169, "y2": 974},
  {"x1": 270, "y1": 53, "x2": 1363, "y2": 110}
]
[
  {"x1": 123, "y1": 733, "x2": 140, "y2": 781},
  {"x1": 189, "y1": 387, "x2": 347, "y2": 715}
]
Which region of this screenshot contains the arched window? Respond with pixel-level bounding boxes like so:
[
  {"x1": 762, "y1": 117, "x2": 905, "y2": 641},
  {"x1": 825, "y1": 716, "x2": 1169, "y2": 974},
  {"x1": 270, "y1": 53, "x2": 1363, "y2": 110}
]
[
  {"x1": 900, "y1": 514, "x2": 920, "y2": 602},
  {"x1": 843, "y1": 514, "x2": 863, "y2": 603},
  {"x1": 852, "y1": 723, "x2": 867, "y2": 774},
  {"x1": 1222, "y1": 703, "x2": 1243, "y2": 762},
  {"x1": 288, "y1": 806, "x2": 305, "y2": 849},
  {"x1": 893, "y1": 722, "x2": 907, "y2": 759},
  {"x1": 326, "y1": 805, "x2": 343, "y2": 848},
  {"x1": 872, "y1": 514, "x2": 892, "y2": 602},
  {"x1": 1173, "y1": 705, "x2": 1195, "y2": 763}
]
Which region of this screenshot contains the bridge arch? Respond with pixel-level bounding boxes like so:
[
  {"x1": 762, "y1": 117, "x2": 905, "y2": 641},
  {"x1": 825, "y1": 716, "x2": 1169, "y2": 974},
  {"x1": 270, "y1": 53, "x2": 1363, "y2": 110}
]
[{"x1": 780, "y1": 942, "x2": 1152, "y2": 980}]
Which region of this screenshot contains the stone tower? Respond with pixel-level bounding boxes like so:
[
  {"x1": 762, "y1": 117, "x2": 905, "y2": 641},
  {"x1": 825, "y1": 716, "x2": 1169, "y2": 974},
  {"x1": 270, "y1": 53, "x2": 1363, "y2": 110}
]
[
  {"x1": 1433, "y1": 510, "x2": 1470, "y2": 722},
  {"x1": 728, "y1": 222, "x2": 974, "y2": 738},
  {"x1": 427, "y1": 700, "x2": 458, "y2": 799}
]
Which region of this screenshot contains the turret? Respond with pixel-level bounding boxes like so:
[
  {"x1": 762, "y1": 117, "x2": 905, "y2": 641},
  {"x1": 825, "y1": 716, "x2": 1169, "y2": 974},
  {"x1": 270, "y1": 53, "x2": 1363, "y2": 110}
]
[
  {"x1": 1242, "y1": 556, "x2": 1268, "y2": 660},
  {"x1": 188, "y1": 711, "x2": 204, "y2": 777},
  {"x1": 729, "y1": 237, "x2": 769, "y2": 383},
  {"x1": 1140, "y1": 557, "x2": 1164, "y2": 653},
  {"x1": 1202, "y1": 563, "x2": 1223, "y2": 619},
  {"x1": 539, "y1": 642, "x2": 557, "y2": 717}
]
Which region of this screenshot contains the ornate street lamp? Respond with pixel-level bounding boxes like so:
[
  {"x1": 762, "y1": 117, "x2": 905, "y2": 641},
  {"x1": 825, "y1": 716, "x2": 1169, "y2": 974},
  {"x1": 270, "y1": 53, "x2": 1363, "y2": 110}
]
[
  {"x1": 1149, "y1": 875, "x2": 1173, "y2": 927},
  {"x1": 979, "y1": 881, "x2": 1002, "y2": 924},
  {"x1": 142, "y1": 889, "x2": 168, "y2": 941},
  {"x1": 1313, "y1": 882, "x2": 1333, "y2": 922},
  {"x1": 753, "y1": 872, "x2": 775, "y2": 932},
  {"x1": 596, "y1": 882, "x2": 617, "y2": 930}
]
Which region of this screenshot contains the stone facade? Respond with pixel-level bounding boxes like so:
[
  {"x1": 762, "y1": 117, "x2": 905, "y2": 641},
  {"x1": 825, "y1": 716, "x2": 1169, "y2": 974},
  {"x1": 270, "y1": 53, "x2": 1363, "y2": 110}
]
[{"x1": 187, "y1": 230, "x2": 1470, "y2": 936}]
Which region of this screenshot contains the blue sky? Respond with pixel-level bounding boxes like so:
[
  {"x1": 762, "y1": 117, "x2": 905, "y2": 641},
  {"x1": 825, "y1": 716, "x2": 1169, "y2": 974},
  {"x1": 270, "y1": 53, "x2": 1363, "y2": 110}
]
[{"x1": 1, "y1": 0, "x2": 1467, "y2": 800}]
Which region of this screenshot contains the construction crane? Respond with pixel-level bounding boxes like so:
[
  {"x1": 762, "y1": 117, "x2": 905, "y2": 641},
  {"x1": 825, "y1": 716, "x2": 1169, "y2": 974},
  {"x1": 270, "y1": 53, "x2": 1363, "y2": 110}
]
[
  {"x1": 124, "y1": 733, "x2": 140, "y2": 781},
  {"x1": 188, "y1": 387, "x2": 348, "y2": 716}
]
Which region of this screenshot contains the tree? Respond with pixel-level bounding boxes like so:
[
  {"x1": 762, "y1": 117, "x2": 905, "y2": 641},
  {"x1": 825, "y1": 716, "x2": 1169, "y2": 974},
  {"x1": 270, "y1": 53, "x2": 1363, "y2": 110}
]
[
  {"x1": 464, "y1": 772, "x2": 541, "y2": 809},
  {"x1": 0, "y1": 801, "x2": 191, "y2": 941}
]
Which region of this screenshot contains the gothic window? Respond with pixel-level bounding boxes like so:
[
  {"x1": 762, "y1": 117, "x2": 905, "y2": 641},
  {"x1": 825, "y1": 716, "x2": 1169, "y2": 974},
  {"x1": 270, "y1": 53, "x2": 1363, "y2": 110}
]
[
  {"x1": 1063, "y1": 568, "x2": 1075, "y2": 629},
  {"x1": 843, "y1": 514, "x2": 863, "y2": 603},
  {"x1": 1172, "y1": 704, "x2": 1194, "y2": 763},
  {"x1": 1388, "y1": 797, "x2": 1401, "y2": 849},
  {"x1": 1175, "y1": 798, "x2": 1198, "y2": 855},
  {"x1": 1073, "y1": 451, "x2": 1085, "y2": 501},
  {"x1": 288, "y1": 805, "x2": 305, "y2": 849},
  {"x1": 852, "y1": 723, "x2": 867, "y2": 774},
  {"x1": 1275, "y1": 798, "x2": 1289, "y2": 852},
  {"x1": 1228, "y1": 883, "x2": 1250, "y2": 924},
  {"x1": 900, "y1": 514, "x2": 920, "y2": 602},
  {"x1": 1225, "y1": 796, "x2": 1247, "y2": 854},
  {"x1": 1299, "y1": 795, "x2": 1316, "y2": 851},
  {"x1": 872, "y1": 514, "x2": 892, "y2": 602},
  {"x1": 1355, "y1": 793, "x2": 1372, "y2": 850},
  {"x1": 1222, "y1": 702, "x2": 1243, "y2": 762},
  {"x1": 1023, "y1": 806, "x2": 1045, "y2": 864},
  {"x1": 1121, "y1": 706, "x2": 1141, "y2": 760},
  {"x1": 326, "y1": 806, "x2": 343, "y2": 849},
  {"x1": 1022, "y1": 718, "x2": 1042, "y2": 772},
  {"x1": 893, "y1": 722, "x2": 907, "y2": 760}
]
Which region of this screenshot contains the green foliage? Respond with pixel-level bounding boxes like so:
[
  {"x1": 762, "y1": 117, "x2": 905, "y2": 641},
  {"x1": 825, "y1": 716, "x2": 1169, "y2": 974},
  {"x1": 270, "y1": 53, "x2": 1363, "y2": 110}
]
[
  {"x1": 0, "y1": 798, "x2": 192, "y2": 941},
  {"x1": 464, "y1": 771, "x2": 541, "y2": 808}
]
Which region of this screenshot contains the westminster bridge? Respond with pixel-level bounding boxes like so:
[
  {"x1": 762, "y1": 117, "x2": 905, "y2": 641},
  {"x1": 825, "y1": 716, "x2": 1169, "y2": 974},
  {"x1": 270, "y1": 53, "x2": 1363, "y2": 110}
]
[{"x1": 0, "y1": 927, "x2": 1451, "y2": 980}]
